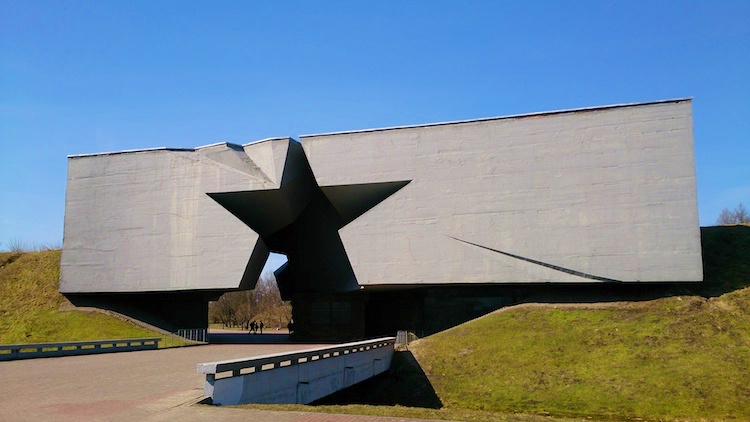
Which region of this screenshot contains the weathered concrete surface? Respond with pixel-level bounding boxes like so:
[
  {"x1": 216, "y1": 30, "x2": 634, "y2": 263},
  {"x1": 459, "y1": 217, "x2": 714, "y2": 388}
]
[
  {"x1": 60, "y1": 139, "x2": 292, "y2": 293},
  {"x1": 59, "y1": 99, "x2": 703, "y2": 335},
  {"x1": 201, "y1": 338, "x2": 395, "y2": 405},
  {"x1": 302, "y1": 99, "x2": 702, "y2": 286},
  {"x1": 63, "y1": 99, "x2": 702, "y2": 297}
]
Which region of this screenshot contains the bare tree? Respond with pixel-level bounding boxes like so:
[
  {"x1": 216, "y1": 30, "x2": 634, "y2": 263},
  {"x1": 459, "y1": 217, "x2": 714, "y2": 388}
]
[
  {"x1": 717, "y1": 208, "x2": 735, "y2": 225},
  {"x1": 208, "y1": 274, "x2": 292, "y2": 330},
  {"x1": 7, "y1": 238, "x2": 27, "y2": 253},
  {"x1": 735, "y1": 203, "x2": 749, "y2": 223},
  {"x1": 716, "y1": 203, "x2": 750, "y2": 225},
  {"x1": 234, "y1": 290, "x2": 257, "y2": 330},
  {"x1": 1, "y1": 239, "x2": 62, "y2": 253},
  {"x1": 254, "y1": 275, "x2": 292, "y2": 329},
  {"x1": 211, "y1": 293, "x2": 236, "y2": 327}
]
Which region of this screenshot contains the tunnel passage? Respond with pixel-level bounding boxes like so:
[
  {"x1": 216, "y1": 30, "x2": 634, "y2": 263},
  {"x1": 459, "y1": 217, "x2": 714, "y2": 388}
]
[{"x1": 208, "y1": 141, "x2": 410, "y2": 338}]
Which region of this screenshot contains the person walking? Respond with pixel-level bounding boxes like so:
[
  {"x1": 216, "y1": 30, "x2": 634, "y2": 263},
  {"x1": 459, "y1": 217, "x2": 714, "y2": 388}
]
[{"x1": 259, "y1": 320, "x2": 264, "y2": 334}]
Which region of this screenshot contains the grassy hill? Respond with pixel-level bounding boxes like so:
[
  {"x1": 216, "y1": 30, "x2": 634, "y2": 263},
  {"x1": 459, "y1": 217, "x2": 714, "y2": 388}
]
[
  {"x1": 268, "y1": 226, "x2": 750, "y2": 421},
  {"x1": 0, "y1": 250, "x2": 163, "y2": 344},
  {"x1": 4, "y1": 226, "x2": 749, "y2": 420},
  {"x1": 409, "y1": 225, "x2": 750, "y2": 420}
]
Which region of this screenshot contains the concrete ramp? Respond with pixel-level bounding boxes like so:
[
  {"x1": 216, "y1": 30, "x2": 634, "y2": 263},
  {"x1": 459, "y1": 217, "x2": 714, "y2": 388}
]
[{"x1": 197, "y1": 337, "x2": 395, "y2": 405}]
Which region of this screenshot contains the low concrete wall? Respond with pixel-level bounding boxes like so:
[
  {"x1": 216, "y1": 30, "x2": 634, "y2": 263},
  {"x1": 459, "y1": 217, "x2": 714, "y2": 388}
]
[
  {"x1": 197, "y1": 337, "x2": 395, "y2": 405},
  {"x1": 0, "y1": 338, "x2": 161, "y2": 361}
]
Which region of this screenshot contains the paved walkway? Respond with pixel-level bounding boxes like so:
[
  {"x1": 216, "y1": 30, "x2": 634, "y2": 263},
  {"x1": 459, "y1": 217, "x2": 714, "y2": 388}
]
[{"x1": 0, "y1": 341, "x2": 441, "y2": 422}]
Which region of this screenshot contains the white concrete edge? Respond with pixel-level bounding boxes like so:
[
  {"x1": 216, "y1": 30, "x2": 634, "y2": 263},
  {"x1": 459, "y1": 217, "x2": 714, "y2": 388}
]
[
  {"x1": 196, "y1": 337, "x2": 396, "y2": 374},
  {"x1": 194, "y1": 141, "x2": 233, "y2": 149},
  {"x1": 241, "y1": 137, "x2": 292, "y2": 147},
  {"x1": 68, "y1": 98, "x2": 692, "y2": 158},
  {"x1": 299, "y1": 98, "x2": 693, "y2": 138},
  {"x1": 68, "y1": 137, "x2": 295, "y2": 158},
  {"x1": 0, "y1": 337, "x2": 161, "y2": 349},
  {"x1": 68, "y1": 147, "x2": 195, "y2": 158}
]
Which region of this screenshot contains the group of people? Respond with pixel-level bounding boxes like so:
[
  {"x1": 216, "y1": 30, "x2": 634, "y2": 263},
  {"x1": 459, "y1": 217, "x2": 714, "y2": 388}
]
[{"x1": 248, "y1": 320, "x2": 264, "y2": 334}]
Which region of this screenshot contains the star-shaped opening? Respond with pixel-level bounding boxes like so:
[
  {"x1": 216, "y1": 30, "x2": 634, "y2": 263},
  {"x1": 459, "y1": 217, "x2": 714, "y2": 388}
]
[{"x1": 208, "y1": 140, "x2": 410, "y2": 299}]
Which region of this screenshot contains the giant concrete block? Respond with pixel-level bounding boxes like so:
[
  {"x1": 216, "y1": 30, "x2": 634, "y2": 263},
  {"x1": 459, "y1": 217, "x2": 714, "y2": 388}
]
[
  {"x1": 61, "y1": 139, "x2": 293, "y2": 293},
  {"x1": 302, "y1": 99, "x2": 702, "y2": 285},
  {"x1": 60, "y1": 99, "x2": 703, "y2": 332}
]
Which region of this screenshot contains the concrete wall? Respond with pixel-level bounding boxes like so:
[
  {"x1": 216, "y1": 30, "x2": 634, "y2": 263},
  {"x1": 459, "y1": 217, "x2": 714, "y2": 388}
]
[
  {"x1": 60, "y1": 140, "x2": 291, "y2": 293},
  {"x1": 60, "y1": 99, "x2": 703, "y2": 334},
  {"x1": 301, "y1": 99, "x2": 702, "y2": 286},
  {"x1": 201, "y1": 339, "x2": 394, "y2": 405}
]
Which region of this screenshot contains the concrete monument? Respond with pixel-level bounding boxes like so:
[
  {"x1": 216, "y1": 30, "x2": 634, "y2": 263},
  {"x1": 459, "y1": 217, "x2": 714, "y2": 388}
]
[{"x1": 61, "y1": 99, "x2": 702, "y2": 338}]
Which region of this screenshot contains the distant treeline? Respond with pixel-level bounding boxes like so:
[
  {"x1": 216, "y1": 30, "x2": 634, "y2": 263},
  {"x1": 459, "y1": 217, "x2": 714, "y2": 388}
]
[{"x1": 208, "y1": 275, "x2": 292, "y2": 330}]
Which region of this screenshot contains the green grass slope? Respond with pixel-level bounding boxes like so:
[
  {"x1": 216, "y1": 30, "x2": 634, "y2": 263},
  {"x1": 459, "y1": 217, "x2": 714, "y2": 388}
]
[
  {"x1": 411, "y1": 226, "x2": 750, "y2": 421},
  {"x1": 0, "y1": 250, "x2": 162, "y2": 344}
]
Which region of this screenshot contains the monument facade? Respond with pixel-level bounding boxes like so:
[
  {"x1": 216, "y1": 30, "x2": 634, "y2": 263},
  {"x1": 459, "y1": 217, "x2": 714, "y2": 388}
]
[{"x1": 61, "y1": 99, "x2": 702, "y2": 338}]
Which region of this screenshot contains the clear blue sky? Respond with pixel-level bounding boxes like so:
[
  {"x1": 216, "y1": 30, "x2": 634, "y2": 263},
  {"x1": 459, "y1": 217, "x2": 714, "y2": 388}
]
[{"x1": 1, "y1": 1, "x2": 748, "y2": 270}]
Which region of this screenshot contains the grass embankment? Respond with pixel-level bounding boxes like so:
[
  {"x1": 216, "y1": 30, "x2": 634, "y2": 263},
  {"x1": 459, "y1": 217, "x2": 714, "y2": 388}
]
[
  {"x1": 247, "y1": 404, "x2": 588, "y2": 422},
  {"x1": 240, "y1": 226, "x2": 750, "y2": 421},
  {"x1": 413, "y1": 299, "x2": 749, "y2": 420},
  {"x1": 410, "y1": 225, "x2": 750, "y2": 421},
  {"x1": 0, "y1": 250, "x2": 163, "y2": 344}
]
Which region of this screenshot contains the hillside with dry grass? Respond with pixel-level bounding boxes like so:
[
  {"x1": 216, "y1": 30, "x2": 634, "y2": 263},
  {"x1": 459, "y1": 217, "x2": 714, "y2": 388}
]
[
  {"x1": 257, "y1": 226, "x2": 750, "y2": 422},
  {"x1": 0, "y1": 250, "x2": 162, "y2": 344},
  {"x1": 3, "y1": 227, "x2": 749, "y2": 421},
  {"x1": 408, "y1": 225, "x2": 750, "y2": 420}
]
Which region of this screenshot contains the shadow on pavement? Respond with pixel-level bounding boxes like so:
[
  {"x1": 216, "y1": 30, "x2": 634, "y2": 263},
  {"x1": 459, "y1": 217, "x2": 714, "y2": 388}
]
[
  {"x1": 207, "y1": 331, "x2": 326, "y2": 345},
  {"x1": 208, "y1": 332, "x2": 292, "y2": 344}
]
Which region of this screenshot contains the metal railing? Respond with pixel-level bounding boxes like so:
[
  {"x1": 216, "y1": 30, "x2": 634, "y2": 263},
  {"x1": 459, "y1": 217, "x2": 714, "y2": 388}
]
[
  {"x1": 0, "y1": 338, "x2": 161, "y2": 361},
  {"x1": 197, "y1": 336, "x2": 396, "y2": 405},
  {"x1": 395, "y1": 330, "x2": 418, "y2": 347},
  {"x1": 159, "y1": 328, "x2": 208, "y2": 348},
  {"x1": 176, "y1": 328, "x2": 207, "y2": 343},
  {"x1": 198, "y1": 337, "x2": 395, "y2": 379}
]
